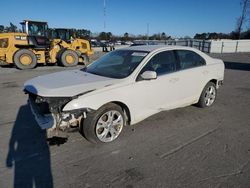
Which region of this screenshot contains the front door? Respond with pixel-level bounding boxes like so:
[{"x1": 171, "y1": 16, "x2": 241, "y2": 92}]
[{"x1": 125, "y1": 50, "x2": 181, "y2": 122}]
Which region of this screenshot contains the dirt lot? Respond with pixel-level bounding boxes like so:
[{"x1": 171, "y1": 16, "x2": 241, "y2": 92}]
[{"x1": 0, "y1": 52, "x2": 250, "y2": 188}]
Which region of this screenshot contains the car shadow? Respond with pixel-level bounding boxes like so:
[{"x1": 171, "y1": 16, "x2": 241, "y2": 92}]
[
  {"x1": 6, "y1": 104, "x2": 53, "y2": 188},
  {"x1": 224, "y1": 61, "x2": 250, "y2": 71}
]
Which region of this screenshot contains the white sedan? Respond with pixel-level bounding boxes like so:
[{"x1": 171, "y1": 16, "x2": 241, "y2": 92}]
[{"x1": 24, "y1": 45, "x2": 225, "y2": 143}]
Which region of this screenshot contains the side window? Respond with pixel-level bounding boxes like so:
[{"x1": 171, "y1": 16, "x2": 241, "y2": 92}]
[
  {"x1": 0, "y1": 38, "x2": 9, "y2": 48},
  {"x1": 176, "y1": 50, "x2": 206, "y2": 70},
  {"x1": 141, "y1": 50, "x2": 177, "y2": 76}
]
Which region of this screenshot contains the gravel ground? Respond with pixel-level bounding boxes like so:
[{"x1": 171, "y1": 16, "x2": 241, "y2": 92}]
[{"x1": 0, "y1": 52, "x2": 249, "y2": 188}]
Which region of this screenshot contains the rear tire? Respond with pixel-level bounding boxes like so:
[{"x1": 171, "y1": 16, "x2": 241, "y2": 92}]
[
  {"x1": 80, "y1": 53, "x2": 89, "y2": 65},
  {"x1": 14, "y1": 49, "x2": 37, "y2": 69},
  {"x1": 197, "y1": 82, "x2": 217, "y2": 108},
  {"x1": 81, "y1": 103, "x2": 125, "y2": 144},
  {"x1": 60, "y1": 49, "x2": 78, "y2": 67}
]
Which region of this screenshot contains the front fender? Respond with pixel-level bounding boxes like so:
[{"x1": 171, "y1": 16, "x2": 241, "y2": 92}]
[
  {"x1": 62, "y1": 85, "x2": 136, "y2": 123},
  {"x1": 62, "y1": 94, "x2": 123, "y2": 112}
]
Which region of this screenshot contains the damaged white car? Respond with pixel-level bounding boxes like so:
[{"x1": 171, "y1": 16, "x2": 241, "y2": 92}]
[{"x1": 24, "y1": 45, "x2": 224, "y2": 143}]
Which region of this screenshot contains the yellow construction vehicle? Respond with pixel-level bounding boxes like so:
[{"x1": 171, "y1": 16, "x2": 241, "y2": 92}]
[{"x1": 0, "y1": 20, "x2": 93, "y2": 69}]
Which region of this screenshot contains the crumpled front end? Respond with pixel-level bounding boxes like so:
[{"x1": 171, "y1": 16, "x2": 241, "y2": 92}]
[
  {"x1": 27, "y1": 91, "x2": 87, "y2": 133},
  {"x1": 29, "y1": 95, "x2": 55, "y2": 129}
]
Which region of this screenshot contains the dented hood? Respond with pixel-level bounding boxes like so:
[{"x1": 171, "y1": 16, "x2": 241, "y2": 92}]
[{"x1": 24, "y1": 69, "x2": 120, "y2": 97}]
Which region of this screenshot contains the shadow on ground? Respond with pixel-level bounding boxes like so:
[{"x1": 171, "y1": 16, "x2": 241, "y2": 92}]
[
  {"x1": 6, "y1": 104, "x2": 53, "y2": 188},
  {"x1": 224, "y1": 61, "x2": 250, "y2": 71}
]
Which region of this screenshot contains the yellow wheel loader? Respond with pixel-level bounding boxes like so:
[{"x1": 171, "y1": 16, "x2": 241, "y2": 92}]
[
  {"x1": 49, "y1": 28, "x2": 93, "y2": 67},
  {"x1": 0, "y1": 20, "x2": 93, "y2": 69}
]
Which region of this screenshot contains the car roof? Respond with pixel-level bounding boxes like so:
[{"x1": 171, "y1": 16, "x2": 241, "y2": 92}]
[{"x1": 122, "y1": 45, "x2": 198, "y2": 53}]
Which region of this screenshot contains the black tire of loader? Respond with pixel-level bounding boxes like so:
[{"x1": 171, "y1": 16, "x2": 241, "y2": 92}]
[
  {"x1": 59, "y1": 49, "x2": 79, "y2": 67},
  {"x1": 14, "y1": 49, "x2": 37, "y2": 69}
]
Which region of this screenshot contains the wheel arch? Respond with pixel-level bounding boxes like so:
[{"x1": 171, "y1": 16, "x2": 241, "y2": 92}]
[
  {"x1": 93, "y1": 101, "x2": 131, "y2": 126},
  {"x1": 209, "y1": 79, "x2": 217, "y2": 86},
  {"x1": 110, "y1": 101, "x2": 131, "y2": 125},
  {"x1": 207, "y1": 78, "x2": 222, "y2": 89}
]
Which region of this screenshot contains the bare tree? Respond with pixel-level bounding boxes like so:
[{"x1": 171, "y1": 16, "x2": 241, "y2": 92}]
[
  {"x1": 236, "y1": 0, "x2": 250, "y2": 39},
  {"x1": 123, "y1": 32, "x2": 129, "y2": 41}
]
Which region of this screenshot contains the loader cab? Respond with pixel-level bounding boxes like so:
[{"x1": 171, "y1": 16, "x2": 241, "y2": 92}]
[
  {"x1": 20, "y1": 20, "x2": 50, "y2": 48},
  {"x1": 50, "y1": 28, "x2": 73, "y2": 42},
  {"x1": 21, "y1": 20, "x2": 48, "y2": 37}
]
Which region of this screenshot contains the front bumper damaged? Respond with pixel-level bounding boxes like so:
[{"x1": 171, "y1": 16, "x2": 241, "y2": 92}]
[
  {"x1": 28, "y1": 95, "x2": 92, "y2": 133},
  {"x1": 28, "y1": 97, "x2": 55, "y2": 129},
  {"x1": 25, "y1": 88, "x2": 95, "y2": 133}
]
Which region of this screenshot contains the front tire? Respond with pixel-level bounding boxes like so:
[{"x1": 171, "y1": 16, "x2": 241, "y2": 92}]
[
  {"x1": 197, "y1": 82, "x2": 217, "y2": 108},
  {"x1": 60, "y1": 49, "x2": 78, "y2": 67},
  {"x1": 14, "y1": 49, "x2": 37, "y2": 69},
  {"x1": 81, "y1": 103, "x2": 125, "y2": 144}
]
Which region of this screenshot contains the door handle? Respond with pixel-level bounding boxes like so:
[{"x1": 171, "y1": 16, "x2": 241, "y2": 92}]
[
  {"x1": 203, "y1": 70, "x2": 209, "y2": 75},
  {"x1": 169, "y1": 78, "x2": 179, "y2": 83}
]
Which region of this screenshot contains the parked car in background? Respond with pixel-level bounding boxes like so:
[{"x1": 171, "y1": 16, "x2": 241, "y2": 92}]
[
  {"x1": 24, "y1": 45, "x2": 224, "y2": 144},
  {"x1": 115, "y1": 41, "x2": 122, "y2": 45},
  {"x1": 125, "y1": 41, "x2": 133, "y2": 45},
  {"x1": 130, "y1": 41, "x2": 158, "y2": 46},
  {"x1": 91, "y1": 41, "x2": 100, "y2": 47},
  {"x1": 130, "y1": 43, "x2": 147, "y2": 46}
]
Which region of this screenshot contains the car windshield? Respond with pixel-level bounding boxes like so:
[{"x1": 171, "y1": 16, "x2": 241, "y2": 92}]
[{"x1": 83, "y1": 50, "x2": 148, "y2": 79}]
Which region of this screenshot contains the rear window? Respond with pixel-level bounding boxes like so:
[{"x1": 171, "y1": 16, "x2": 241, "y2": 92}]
[
  {"x1": 0, "y1": 38, "x2": 8, "y2": 48},
  {"x1": 176, "y1": 50, "x2": 206, "y2": 70}
]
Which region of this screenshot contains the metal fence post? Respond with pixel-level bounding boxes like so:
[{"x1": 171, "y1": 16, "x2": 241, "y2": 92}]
[
  {"x1": 221, "y1": 42, "x2": 224, "y2": 53},
  {"x1": 208, "y1": 42, "x2": 211, "y2": 53},
  {"x1": 202, "y1": 40, "x2": 205, "y2": 52},
  {"x1": 235, "y1": 41, "x2": 238, "y2": 53}
]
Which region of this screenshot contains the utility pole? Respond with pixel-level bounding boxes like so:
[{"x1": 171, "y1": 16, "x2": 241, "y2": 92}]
[
  {"x1": 147, "y1": 23, "x2": 149, "y2": 40},
  {"x1": 104, "y1": 0, "x2": 106, "y2": 31}
]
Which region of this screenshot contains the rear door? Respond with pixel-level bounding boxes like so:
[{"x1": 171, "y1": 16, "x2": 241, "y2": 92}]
[{"x1": 173, "y1": 50, "x2": 208, "y2": 104}]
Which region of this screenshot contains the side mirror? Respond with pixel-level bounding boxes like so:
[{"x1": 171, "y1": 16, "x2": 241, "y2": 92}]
[{"x1": 140, "y1": 71, "x2": 157, "y2": 80}]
